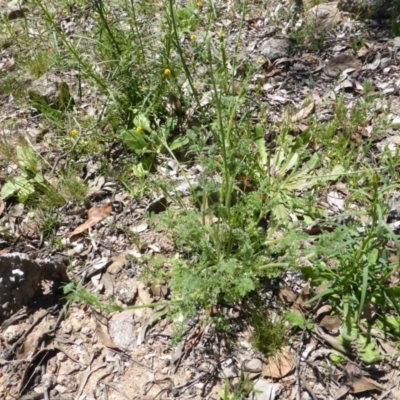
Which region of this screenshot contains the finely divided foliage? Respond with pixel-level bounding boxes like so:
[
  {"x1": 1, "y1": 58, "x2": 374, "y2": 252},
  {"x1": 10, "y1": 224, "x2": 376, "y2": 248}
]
[{"x1": 3, "y1": 0, "x2": 400, "y2": 396}]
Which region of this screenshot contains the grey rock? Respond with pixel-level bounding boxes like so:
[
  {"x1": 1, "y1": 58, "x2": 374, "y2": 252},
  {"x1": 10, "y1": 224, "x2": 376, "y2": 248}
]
[
  {"x1": 115, "y1": 279, "x2": 138, "y2": 305},
  {"x1": 305, "y1": 2, "x2": 341, "y2": 30},
  {"x1": 251, "y1": 379, "x2": 280, "y2": 400},
  {"x1": 387, "y1": 192, "x2": 400, "y2": 222},
  {"x1": 0, "y1": 253, "x2": 69, "y2": 323},
  {"x1": 338, "y1": 0, "x2": 397, "y2": 19},
  {"x1": 0, "y1": 4, "x2": 28, "y2": 20},
  {"x1": 109, "y1": 310, "x2": 137, "y2": 350},
  {"x1": 259, "y1": 38, "x2": 292, "y2": 61},
  {"x1": 243, "y1": 358, "x2": 262, "y2": 380},
  {"x1": 324, "y1": 54, "x2": 362, "y2": 77},
  {"x1": 29, "y1": 73, "x2": 74, "y2": 110}
]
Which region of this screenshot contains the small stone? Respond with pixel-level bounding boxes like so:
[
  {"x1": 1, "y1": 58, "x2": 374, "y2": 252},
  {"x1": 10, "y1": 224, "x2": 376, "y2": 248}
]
[
  {"x1": 259, "y1": 38, "x2": 292, "y2": 61},
  {"x1": 29, "y1": 73, "x2": 74, "y2": 110},
  {"x1": 115, "y1": 279, "x2": 138, "y2": 305},
  {"x1": 305, "y1": 2, "x2": 341, "y2": 30},
  {"x1": 3, "y1": 325, "x2": 22, "y2": 343},
  {"x1": 109, "y1": 310, "x2": 137, "y2": 350}
]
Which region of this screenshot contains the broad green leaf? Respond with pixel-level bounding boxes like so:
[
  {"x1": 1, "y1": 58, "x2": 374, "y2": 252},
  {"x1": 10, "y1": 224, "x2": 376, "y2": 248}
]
[
  {"x1": 285, "y1": 311, "x2": 313, "y2": 330},
  {"x1": 340, "y1": 323, "x2": 358, "y2": 342},
  {"x1": 325, "y1": 164, "x2": 345, "y2": 182},
  {"x1": 280, "y1": 152, "x2": 299, "y2": 175},
  {"x1": 16, "y1": 180, "x2": 35, "y2": 202},
  {"x1": 16, "y1": 145, "x2": 37, "y2": 172},
  {"x1": 133, "y1": 113, "x2": 152, "y2": 132},
  {"x1": 329, "y1": 351, "x2": 346, "y2": 364},
  {"x1": 272, "y1": 203, "x2": 288, "y2": 220},
  {"x1": 273, "y1": 147, "x2": 286, "y2": 170},
  {"x1": 357, "y1": 337, "x2": 383, "y2": 364},
  {"x1": 304, "y1": 152, "x2": 321, "y2": 171},
  {"x1": 132, "y1": 162, "x2": 148, "y2": 178},
  {"x1": 169, "y1": 136, "x2": 189, "y2": 151},
  {"x1": 1, "y1": 177, "x2": 31, "y2": 200},
  {"x1": 122, "y1": 129, "x2": 148, "y2": 153},
  {"x1": 368, "y1": 248, "x2": 378, "y2": 265}
]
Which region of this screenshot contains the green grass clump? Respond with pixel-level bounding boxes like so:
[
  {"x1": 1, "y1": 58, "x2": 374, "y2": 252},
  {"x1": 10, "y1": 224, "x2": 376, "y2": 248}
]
[{"x1": 250, "y1": 310, "x2": 289, "y2": 356}]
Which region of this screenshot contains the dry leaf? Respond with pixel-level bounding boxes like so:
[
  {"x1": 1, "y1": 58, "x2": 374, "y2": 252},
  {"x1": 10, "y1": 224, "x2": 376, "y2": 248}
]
[
  {"x1": 69, "y1": 203, "x2": 112, "y2": 236},
  {"x1": 108, "y1": 254, "x2": 128, "y2": 275},
  {"x1": 137, "y1": 282, "x2": 154, "y2": 304},
  {"x1": 262, "y1": 347, "x2": 294, "y2": 379},
  {"x1": 0, "y1": 247, "x2": 11, "y2": 255},
  {"x1": 94, "y1": 311, "x2": 119, "y2": 350},
  {"x1": 314, "y1": 325, "x2": 350, "y2": 355},
  {"x1": 291, "y1": 101, "x2": 314, "y2": 123},
  {"x1": 378, "y1": 339, "x2": 397, "y2": 357},
  {"x1": 319, "y1": 315, "x2": 342, "y2": 331},
  {"x1": 334, "y1": 383, "x2": 350, "y2": 400},
  {"x1": 18, "y1": 319, "x2": 52, "y2": 360},
  {"x1": 351, "y1": 376, "x2": 384, "y2": 394},
  {"x1": 279, "y1": 287, "x2": 297, "y2": 304},
  {"x1": 316, "y1": 304, "x2": 332, "y2": 317},
  {"x1": 101, "y1": 272, "x2": 114, "y2": 296}
]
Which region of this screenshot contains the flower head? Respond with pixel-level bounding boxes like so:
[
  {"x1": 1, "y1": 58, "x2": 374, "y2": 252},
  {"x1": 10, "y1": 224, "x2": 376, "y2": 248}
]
[
  {"x1": 196, "y1": 1, "x2": 202, "y2": 7},
  {"x1": 70, "y1": 129, "x2": 78, "y2": 137},
  {"x1": 190, "y1": 34, "x2": 197, "y2": 41},
  {"x1": 136, "y1": 126, "x2": 143, "y2": 132},
  {"x1": 164, "y1": 68, "x2": 171, "y2": 78}
]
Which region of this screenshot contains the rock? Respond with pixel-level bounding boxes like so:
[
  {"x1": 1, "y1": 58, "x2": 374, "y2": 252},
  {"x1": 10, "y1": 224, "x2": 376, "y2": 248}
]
[
  {"x1": 305, "y1": 2, "x2": 341, "y2": 30},
  {"x1": 338, "y1": 0, "x2": 396, "y2": 19},
  {"x1": 115, "y1": 278, "x2": 138, "y2": 305},
  {"x1": 0, "y1": 2, "x2": 28, "y2": 20},
  {"x1": 387, "y1": 192, "x2": 400, "y2": 222},
  {"x1": 243, "y1": 358, "x2": 263, "y2": 380},
  {"x1": 251, "y1": 379, "x2": 280, "y2": 400},
  {"x1": 109, "y1": 310, "x2": 137, "y2": 350},
  {"x1": 29, "y1": 73, "x2": 74, "y2": 110},
  {"x1": 259, "y1": 38, "x2": 292, "y2": 61},
  {"x1": 0, "y1": 253, "x2": 69, "y2": 323},
  {"x1": 324, "y1": 54, "x2": 362, "y2": 77}
]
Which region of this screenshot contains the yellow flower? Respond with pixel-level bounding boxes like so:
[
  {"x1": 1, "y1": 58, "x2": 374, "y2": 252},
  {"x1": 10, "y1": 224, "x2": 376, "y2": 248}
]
[
  {"x1": 191, "y1": 34, "x2": 196, "y2": 41},
  {"x1": 218, "y1": 28, "x2": 224, "y2": 39},
  {"x1": 196, "y1": 1, "x2": 202, "y2": 7},
  {"x1": 70, "y1": 129, "x2": 78, "y2": 136},
  {"x1": 260, "y1": 58, "x2": 266, "y2": 64},
  {"x1": 136, "y1": 126, "x2": 143, "y2": 132},
  {"x1": 164, "y1": 68, "x2": 171, "y2": 78}
]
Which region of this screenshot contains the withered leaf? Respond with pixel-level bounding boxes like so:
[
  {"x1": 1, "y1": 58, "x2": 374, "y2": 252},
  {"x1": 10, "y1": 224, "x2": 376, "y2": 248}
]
[
  {"x1": 291, "y1": 101, "x2": 314, "y2": 123},
  {"x1": 262, "y1": 347, "x2": 294, "y2": 379},
  {"x1": 69, "y1": 203, "x2": 112, "y2": 236},
  {"x1": 351, "y1": 376, "x2": 384, "y2": 394}
]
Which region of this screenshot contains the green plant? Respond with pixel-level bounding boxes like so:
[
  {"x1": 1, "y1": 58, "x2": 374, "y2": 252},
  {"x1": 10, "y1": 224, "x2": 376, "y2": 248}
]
[
  {"x1": 63, "y1": 281, "x2": 173, "y2": 313},
  {"x1": 303, "y1": 175, "x2": 400, "y2": 344},
  {"x1": 0, "y1": 142, "x2": 64, "y2": 205},
  {"x1": 139, "y1": 254, "x2": 170, "y2": 286},
  {"x1": 218, "y1": 376, "x2": 253, "y2": 400},
  {"x1": 250, "y1": 309, "x2": 289, "y2": 356},
  {"x1": 24, "y1": 50, "x2": 53, "y2": 78}
]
